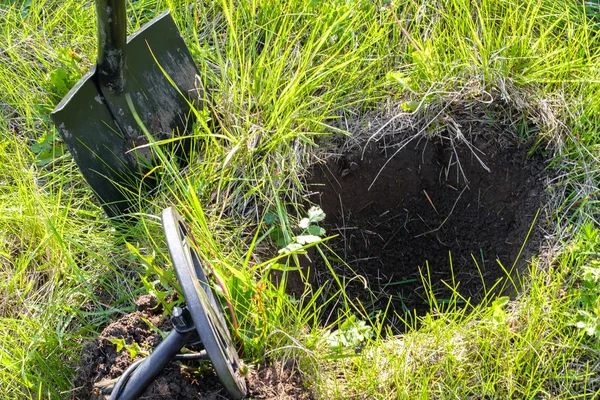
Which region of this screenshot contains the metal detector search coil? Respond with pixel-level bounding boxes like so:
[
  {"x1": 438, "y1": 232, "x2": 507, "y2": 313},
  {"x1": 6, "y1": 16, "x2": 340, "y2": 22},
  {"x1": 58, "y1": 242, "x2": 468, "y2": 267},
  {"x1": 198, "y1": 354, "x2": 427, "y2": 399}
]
[
  {"x1": 108, "y1": 207, "x2": 247, "y2": 399},
  {"x1": 162, "y1": 207, "x2": 247, "y2": 398}
]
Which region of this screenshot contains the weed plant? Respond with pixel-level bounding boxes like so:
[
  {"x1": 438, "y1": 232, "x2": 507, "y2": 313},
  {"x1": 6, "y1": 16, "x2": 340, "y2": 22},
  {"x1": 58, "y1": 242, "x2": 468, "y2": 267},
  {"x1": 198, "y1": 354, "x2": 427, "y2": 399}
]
[{"x1": 1, "y1": 0, "x2": 600, "y2": 398}]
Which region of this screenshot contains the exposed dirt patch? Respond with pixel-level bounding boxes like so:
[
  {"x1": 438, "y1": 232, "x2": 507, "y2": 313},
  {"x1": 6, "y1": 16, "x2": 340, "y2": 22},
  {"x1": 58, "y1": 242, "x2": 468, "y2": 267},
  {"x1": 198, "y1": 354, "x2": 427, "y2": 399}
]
[
  {"x1": 247, "y1": 364, "x2": 313, "y2": 400},
  {"x1": 72, "y1": 295, "x2": 312, "y2": 399},
  {"x1": 308, "y1": 136, "x2": 549, "y2": 327}
]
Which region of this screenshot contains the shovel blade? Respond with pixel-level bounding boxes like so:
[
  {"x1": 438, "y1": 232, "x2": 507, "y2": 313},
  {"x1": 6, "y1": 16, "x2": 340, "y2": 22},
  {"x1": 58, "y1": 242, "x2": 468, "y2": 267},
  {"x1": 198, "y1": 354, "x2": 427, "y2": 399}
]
[
  {"x1": 101, "y1": 10, "x2": 202, "y2": 163},
  {"x1": 50, "y1": 66, "x2": 139, "y2": 218},
  {"x1": 51, "y1": 10, "x2": 201, "y2": 218}
]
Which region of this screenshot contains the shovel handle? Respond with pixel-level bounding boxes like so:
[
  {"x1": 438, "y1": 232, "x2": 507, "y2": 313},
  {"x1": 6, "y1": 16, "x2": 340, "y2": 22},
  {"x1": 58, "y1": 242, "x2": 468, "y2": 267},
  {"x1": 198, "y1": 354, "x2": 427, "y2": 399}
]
[{"x1": 96, "y1": 0, "x2": 126, "y2": 93}]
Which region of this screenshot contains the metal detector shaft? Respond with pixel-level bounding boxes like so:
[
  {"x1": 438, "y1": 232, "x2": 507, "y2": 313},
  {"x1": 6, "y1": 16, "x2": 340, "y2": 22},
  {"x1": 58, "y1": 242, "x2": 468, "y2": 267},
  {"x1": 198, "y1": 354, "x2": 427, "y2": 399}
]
[{"x1": 111, "y1": 329, "x2": 194, "y2": 400}]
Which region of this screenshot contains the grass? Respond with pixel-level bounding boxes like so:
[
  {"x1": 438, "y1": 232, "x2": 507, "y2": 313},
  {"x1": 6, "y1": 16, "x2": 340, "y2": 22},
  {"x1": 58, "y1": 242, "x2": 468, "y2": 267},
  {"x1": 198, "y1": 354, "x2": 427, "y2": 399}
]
[
  {"x1": 1, "y1": 0, "x2": 600, "y2": 398},
  {"x1": 308, "y1": 250, "x2": 600, "y2": 398}
]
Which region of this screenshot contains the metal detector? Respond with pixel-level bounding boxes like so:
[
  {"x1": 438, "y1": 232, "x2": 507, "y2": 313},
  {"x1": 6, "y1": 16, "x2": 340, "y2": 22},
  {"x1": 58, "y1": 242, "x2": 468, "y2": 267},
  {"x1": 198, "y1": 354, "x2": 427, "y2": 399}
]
[{"x1": 108, "y1": 207, "x2": 247, "y2": 399}]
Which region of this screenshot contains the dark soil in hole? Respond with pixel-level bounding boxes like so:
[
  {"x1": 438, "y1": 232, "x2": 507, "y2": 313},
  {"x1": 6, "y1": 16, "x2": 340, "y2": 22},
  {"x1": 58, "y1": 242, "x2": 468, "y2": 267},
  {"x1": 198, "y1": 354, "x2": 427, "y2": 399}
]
[
  {"x1": 72, "y1": 295, "x2": 312, "y2": 399},
  {"x1": 308, "y1": 137, "x2": 549, "y2": 327}
]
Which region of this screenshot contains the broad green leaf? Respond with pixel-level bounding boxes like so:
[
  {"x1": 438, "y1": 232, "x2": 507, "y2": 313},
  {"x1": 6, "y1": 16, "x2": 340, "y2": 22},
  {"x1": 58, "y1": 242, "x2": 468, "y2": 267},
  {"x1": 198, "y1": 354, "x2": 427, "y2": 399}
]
[
  {"x1": 307, "y1": 206, "x2": 326, "y2": 223},
  {"x1": 296, "y1": 235, "x2": 321, "y2": 244},
  {"x1": 299, "y1": 218, "x2": 310, "y2": 229},
  {"x1": 278, "y1": 243, "x2": 304, "y2": 254},
  {"x1": 386, "y1": 71, "x2": 414, "y2": 93},
  {"x1": 307, "y1": 225, "x2": 325, "y2": 236},
  {"x1": 401, "y1": 101, "x2": 420, "y2": 112}
]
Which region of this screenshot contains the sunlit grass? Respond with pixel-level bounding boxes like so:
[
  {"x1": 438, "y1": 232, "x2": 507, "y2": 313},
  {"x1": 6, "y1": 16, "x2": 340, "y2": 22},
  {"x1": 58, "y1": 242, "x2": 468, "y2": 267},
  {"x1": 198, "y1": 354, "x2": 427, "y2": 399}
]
[{"x1": 1, "y1": 0, "x2": 600, "y2": 398}]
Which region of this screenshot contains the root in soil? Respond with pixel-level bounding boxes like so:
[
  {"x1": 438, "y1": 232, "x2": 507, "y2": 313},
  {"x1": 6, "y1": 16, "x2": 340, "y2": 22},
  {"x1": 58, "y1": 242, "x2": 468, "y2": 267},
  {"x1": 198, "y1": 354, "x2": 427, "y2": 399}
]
[{"x1": 308, "y1": 136, "x2": 549, "y2": 328}]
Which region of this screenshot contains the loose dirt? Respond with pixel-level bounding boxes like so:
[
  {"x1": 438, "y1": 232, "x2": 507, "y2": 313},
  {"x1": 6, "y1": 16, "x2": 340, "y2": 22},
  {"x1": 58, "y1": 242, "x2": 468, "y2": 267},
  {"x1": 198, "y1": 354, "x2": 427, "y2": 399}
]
[
  {"x1": 73, "y1": 295, "x2": 312, "y2": 399},
  {"x1": 308, "y1": 136, "x2": 549, "y2": 327}
]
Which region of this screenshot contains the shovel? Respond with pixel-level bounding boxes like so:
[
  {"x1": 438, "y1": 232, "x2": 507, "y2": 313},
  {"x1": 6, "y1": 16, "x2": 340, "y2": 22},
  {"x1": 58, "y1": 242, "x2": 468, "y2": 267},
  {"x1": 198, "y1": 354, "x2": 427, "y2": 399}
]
[{"x1": 51, "y1": 0, "x2": 201, "y2": 218}]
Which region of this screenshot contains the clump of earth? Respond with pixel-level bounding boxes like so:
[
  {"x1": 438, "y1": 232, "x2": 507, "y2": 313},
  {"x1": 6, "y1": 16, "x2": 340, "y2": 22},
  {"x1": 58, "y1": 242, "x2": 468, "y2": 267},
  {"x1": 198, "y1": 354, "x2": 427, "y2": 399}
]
[
  {"x1": 72, "y1": 295, "x2": 312, "y2": 399},
  {"x1": 308, "y1": 135, "x2": 550, "y2": 328}
]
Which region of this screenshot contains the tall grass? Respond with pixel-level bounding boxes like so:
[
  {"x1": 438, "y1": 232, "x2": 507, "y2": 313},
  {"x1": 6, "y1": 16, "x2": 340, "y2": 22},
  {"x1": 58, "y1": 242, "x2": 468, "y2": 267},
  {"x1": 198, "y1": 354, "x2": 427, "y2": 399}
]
[{"x1": 1, "y1": 0, "x2": 600, "y2": 398}]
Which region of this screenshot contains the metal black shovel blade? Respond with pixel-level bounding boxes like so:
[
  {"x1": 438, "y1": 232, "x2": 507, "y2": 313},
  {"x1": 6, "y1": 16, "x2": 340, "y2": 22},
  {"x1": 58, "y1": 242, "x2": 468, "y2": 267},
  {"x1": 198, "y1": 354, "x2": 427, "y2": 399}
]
[
  {"x1": 51, "y1": 9, "x2": 201, "y2": 218},
  {"x1": 100, "y1": 11, "x2": 202, "y2": 164},
  {"x1": 50, "y1": 65, "x2": 139, "y2": 218}
]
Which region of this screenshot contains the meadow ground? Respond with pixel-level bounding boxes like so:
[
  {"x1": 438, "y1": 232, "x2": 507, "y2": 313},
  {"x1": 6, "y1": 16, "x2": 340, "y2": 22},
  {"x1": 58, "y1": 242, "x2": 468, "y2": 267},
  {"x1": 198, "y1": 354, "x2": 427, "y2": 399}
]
[{"x1": 2, "y1": 0, "x2": 600, "y2": 398}]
